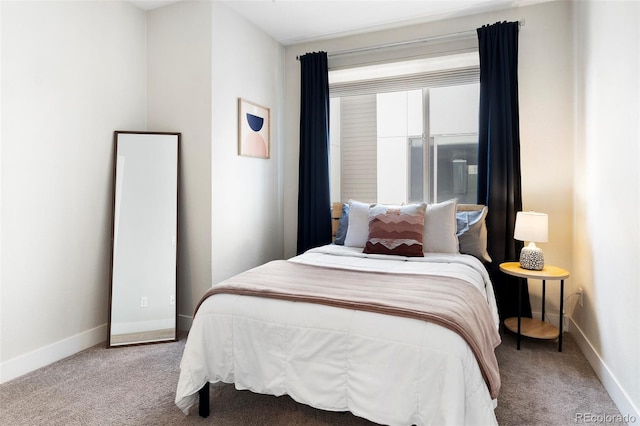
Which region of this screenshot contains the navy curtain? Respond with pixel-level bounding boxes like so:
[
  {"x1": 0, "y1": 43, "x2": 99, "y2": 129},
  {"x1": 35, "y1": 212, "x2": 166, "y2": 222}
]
[
  {"x1": 477, "y1": 22, "x2": 532, "y2": 320},
  {"x1": 297, "y1": 52, "x2": 332, "y2": 255}
]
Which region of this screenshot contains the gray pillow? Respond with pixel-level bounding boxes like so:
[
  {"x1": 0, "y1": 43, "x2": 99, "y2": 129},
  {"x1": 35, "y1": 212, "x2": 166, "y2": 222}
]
[
  {"x1": 456, "y1": 207, "x2": 492, "y2": 263},
  {"x1": 334, "y1": 203, "x2": 349, "y2": 245}
]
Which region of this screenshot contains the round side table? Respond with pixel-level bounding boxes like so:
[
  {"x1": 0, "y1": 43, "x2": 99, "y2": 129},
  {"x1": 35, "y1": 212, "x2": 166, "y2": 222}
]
[{"x1": 499, "y1": 262, "x2": 570, "y2": 352}]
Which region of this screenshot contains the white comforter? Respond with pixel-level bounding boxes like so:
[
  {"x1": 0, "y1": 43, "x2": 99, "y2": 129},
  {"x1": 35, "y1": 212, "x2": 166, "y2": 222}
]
[{"x1": 175, "y1": 245, "x2": 500, "y2": 425}]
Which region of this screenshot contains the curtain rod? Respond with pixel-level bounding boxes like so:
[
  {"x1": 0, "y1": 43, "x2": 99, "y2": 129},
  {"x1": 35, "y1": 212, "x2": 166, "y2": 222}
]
[{"x1": 296, "y1": 20, "x2": 524, "y2": 60}]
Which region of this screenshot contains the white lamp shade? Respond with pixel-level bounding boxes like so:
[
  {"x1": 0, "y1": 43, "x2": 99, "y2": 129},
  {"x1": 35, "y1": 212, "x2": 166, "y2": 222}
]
[{"x1": 514, "y1": 211, "x2": 548, "y2": 243}]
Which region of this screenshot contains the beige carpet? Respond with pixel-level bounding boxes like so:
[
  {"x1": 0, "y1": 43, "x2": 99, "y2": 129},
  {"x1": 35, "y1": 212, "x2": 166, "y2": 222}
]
[{"x1": 0, "y1": 331, "x2": 626, "y2": 425}]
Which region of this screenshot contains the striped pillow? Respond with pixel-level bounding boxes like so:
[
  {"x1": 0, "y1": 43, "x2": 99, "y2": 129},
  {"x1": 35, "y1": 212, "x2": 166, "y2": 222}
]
[{"x1": 363, "y1": 203, "x2": 426, "y2": 257}]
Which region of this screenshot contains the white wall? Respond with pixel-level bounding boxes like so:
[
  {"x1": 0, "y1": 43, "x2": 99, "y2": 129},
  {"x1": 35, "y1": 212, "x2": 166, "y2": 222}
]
[
  {"x1": 0, "y1": 1, "x2": 147, "y2": 381},
  {"x1": 516, "y1": 2, "x2": 574, "y2": 317},
  {"x1": 210, "y1": 3, "x2": 285, "y2": 287},
  {"x1": 146, "y1": 0, "x2": 213, "y2": 328},
  {"x1": 573, "y1": 0, "x2": 640, "y2": 419},
  {"x1": 145, "y1": 1, "x2": 285, "y2": 321}
]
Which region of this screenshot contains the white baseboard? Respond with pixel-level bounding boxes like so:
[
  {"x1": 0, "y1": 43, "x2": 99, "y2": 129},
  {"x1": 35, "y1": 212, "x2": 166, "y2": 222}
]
[
  {"x1": 568, "y1": 317, "x2": 640, "y2": 422},
  {"x1": 0, "y1": 324, "x2": 107, "y2": 384},
  {"x1": 1, "y1": 317, "x2": 195, "y2": 385},
  {"x1": 178, "y1": 314, "x2": 193, "y2": 332}
]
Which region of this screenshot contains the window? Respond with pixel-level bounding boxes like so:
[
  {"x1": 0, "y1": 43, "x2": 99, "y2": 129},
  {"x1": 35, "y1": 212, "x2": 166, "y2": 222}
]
[{"x1": 328, "y1": 54, "x2": 480, "y2": 205}]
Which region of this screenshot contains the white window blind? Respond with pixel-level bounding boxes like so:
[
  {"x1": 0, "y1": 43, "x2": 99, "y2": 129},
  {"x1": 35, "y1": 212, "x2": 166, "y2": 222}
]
[
  {"x1": 330, "y1": 66, "x2": 479, "y2": 98},
  {"x1": 340, "y1": 95, "x2": 377, "y2": 203}
]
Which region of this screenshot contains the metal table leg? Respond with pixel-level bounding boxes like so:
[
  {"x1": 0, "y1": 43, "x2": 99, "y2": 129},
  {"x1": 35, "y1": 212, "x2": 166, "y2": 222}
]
[
  {"x1": 541, "y1": 279, "x2": 546, "y2": 321},
  {"x1": 559, "y1": 279, "x2": 564, "y2": 352},
  {"x1": 517, "y1": 277, "x2": 522, "y2": 350}
]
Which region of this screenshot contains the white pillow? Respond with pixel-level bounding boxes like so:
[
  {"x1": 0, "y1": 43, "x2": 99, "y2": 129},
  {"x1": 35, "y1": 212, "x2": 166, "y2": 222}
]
[
  {"x1": 344, "y1": 199, "x2": 371, "y2": 248},
  {"x1": 423, "y1": 198, "x2": 459, "y2": 253}
]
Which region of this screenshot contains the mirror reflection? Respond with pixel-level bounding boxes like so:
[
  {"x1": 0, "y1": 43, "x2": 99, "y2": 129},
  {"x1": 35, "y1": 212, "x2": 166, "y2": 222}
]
[{"x1": 108, "y1": 131, "x2": 180, "y2": 347}]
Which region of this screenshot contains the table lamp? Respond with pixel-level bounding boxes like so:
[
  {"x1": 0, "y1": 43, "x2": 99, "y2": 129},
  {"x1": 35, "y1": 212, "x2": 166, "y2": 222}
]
[{"x1": 514, "y1": 211, "x2": 548, "y2": 270}]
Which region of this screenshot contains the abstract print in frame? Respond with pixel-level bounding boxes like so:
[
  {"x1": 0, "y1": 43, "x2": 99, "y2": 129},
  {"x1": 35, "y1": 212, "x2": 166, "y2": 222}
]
[{"x1": 238, "y1": 98, "x2": 270, "y2": 159}]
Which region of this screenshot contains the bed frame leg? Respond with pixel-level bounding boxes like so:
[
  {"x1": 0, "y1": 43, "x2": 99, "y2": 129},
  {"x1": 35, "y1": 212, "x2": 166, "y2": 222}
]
[{"x1": 198, "y1": 382, "x2": 210, "y2": 418}]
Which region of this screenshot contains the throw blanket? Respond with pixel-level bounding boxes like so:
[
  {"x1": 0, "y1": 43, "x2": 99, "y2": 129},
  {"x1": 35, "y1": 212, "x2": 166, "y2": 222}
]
[{"x1": 195, "y1": 260, "x2": 501, "y2": 398}]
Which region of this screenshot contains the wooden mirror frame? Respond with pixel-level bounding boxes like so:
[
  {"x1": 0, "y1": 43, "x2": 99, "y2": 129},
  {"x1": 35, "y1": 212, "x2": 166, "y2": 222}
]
[{"x1": 107, "y1": 131, "x2": 180, "y2": 348}]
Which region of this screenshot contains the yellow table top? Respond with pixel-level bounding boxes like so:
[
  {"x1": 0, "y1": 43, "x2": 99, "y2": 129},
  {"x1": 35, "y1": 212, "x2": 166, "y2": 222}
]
[{"x1": 499, "y1": 262, "x2": 570, "y2": 280}]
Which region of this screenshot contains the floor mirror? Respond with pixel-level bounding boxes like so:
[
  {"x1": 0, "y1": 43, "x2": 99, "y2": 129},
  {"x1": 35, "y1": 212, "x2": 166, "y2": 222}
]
[{"x1": 108, "y1": 131, "x2": 180, "y2": 347}]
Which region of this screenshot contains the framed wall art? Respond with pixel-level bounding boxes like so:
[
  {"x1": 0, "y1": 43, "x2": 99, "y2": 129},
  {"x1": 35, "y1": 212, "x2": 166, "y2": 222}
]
[{"x1": 238, "y1": 98, "x2": 270, "y2": 159}]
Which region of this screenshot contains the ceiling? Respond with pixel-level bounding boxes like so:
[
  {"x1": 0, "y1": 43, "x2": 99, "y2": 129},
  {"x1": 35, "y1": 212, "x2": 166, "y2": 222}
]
[{"x1": 129, "y1": 0, "x2": 548, "y2": 45}]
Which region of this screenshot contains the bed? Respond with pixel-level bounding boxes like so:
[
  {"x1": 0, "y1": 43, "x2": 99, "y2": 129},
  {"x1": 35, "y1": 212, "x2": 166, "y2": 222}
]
[{"x1": 175, "y1": 200, "x2": 501, "y2": 425}]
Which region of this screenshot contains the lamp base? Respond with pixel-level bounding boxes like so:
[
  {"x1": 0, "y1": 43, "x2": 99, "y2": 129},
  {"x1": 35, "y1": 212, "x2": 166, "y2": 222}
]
[{"x1": 519, "y1": 245, "x2": 544, "y2": 270}]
